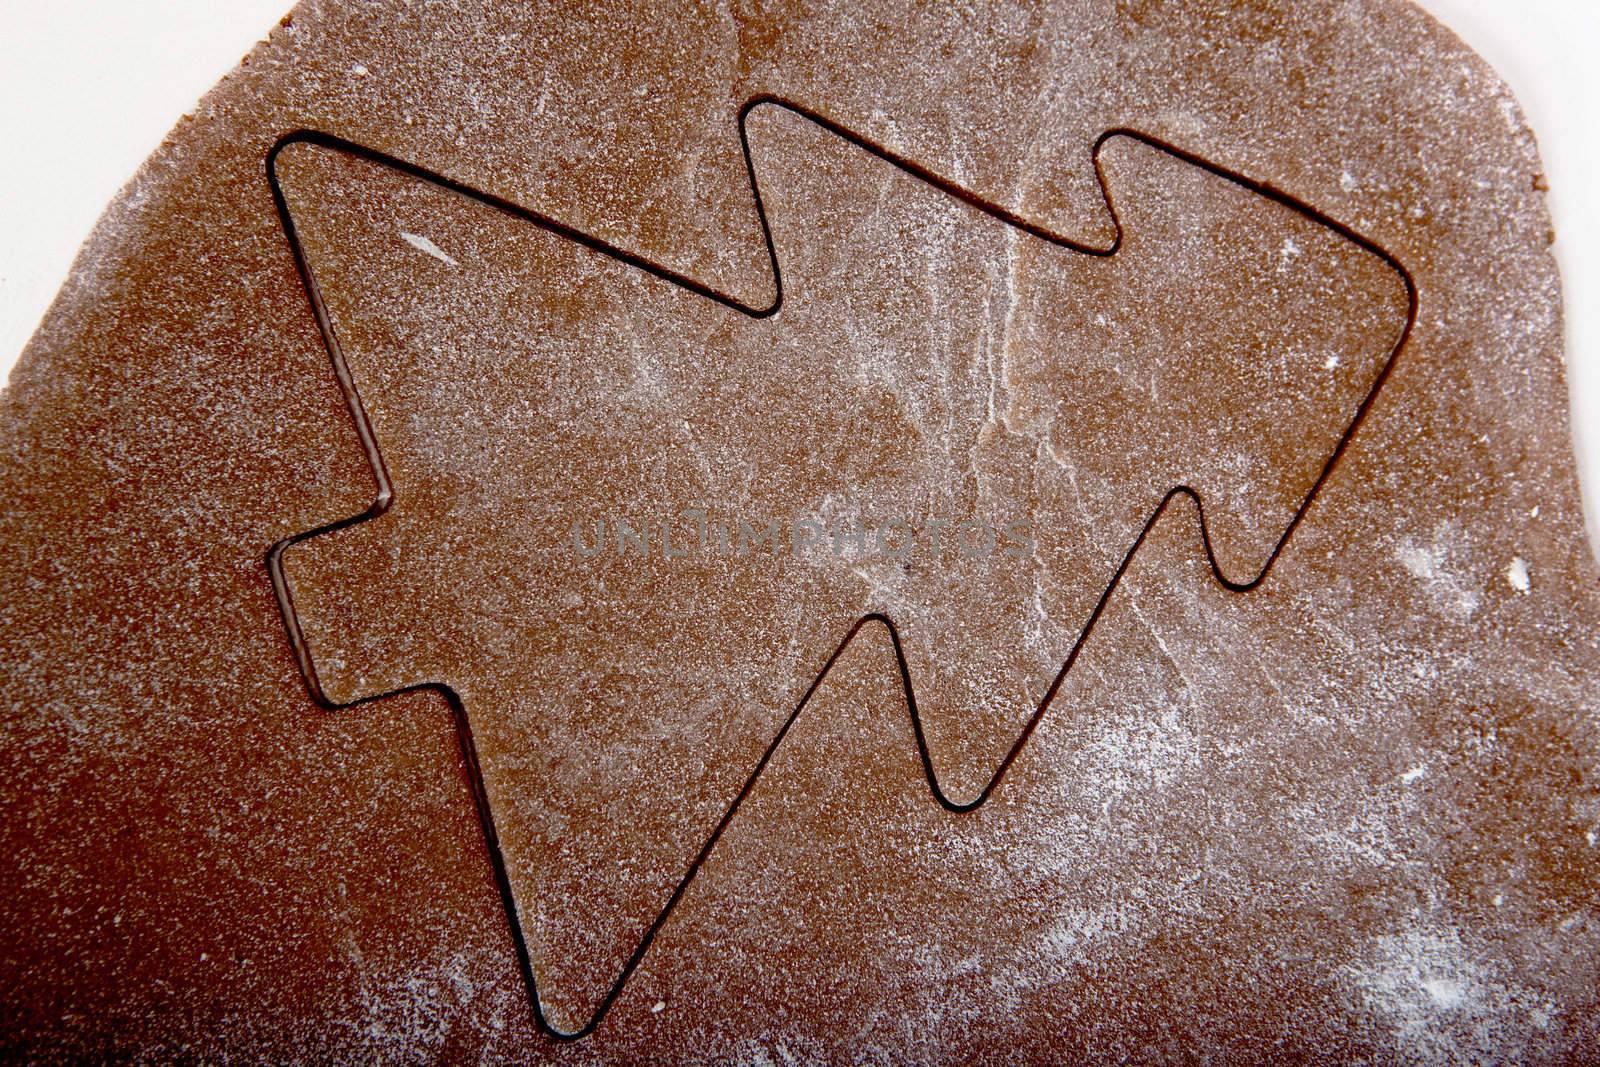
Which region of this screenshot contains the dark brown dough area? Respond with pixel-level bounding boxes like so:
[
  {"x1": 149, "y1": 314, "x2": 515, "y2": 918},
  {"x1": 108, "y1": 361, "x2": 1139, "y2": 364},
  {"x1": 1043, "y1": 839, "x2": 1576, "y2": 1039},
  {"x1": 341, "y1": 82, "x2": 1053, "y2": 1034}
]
[{"x1": 1, "y1": 1, "x2": 1596, "y2": 1061}]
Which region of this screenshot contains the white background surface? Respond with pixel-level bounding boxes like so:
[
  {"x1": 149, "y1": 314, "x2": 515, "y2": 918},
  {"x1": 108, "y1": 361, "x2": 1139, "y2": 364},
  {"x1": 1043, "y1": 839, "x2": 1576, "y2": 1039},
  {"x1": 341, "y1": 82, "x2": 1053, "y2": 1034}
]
[{"x1": 0, "y1": 0, "x2": 1595, "y2": 547}]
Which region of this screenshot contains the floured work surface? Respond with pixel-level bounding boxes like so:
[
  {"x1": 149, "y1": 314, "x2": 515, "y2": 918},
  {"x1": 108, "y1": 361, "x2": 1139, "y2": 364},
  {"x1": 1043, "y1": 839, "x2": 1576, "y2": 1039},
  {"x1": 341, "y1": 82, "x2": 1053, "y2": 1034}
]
[{"x1": 2, "y1": 1, "x2": 1597, "y2": 1062}]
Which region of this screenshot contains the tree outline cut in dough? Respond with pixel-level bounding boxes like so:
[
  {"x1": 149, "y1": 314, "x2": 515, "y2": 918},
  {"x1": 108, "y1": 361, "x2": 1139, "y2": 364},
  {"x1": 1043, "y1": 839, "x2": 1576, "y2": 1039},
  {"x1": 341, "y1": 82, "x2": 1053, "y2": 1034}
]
[{"x1": 266, "y1": 96, "x2": 1416, "y2": 1041}]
